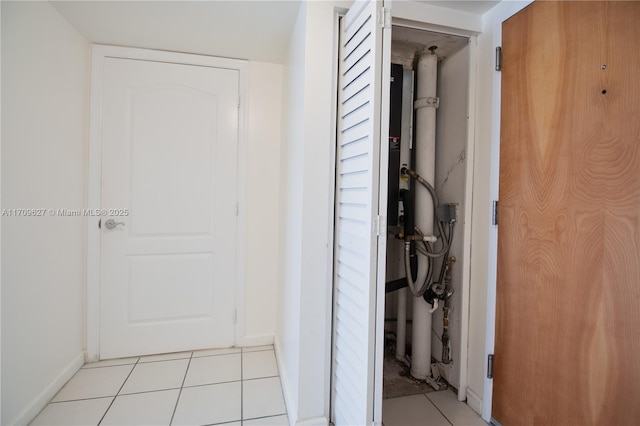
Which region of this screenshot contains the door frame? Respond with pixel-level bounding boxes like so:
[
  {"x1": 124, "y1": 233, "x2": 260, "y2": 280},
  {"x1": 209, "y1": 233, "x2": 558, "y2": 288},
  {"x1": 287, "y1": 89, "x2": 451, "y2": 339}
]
[
  {"x1": 389, "y1": 18, "x2": 479, "y2": 404},
  {"x1": 86, "y1": 45, "x2": 248, "y2": 361},
  {"x1": 328, "y1": 7, "x2": 481, "y2": 423},
  {"x1": 480, "y1": 1, "x2": 534, "y2": 421}
]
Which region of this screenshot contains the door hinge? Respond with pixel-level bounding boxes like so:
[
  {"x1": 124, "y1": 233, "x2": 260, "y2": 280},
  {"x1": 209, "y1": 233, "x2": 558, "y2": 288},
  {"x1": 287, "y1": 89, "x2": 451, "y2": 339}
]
[
  {"x1": 378, "y1": 7, "x2": 391, "y2": 29},
  {"x1": 235, "y1": 202, "x2": 239, "y2": 217},
  {"x1": 492, "y1": 200, "x2": 499, "y2": 226},
  {"x1": 487, "y1": 354, "x2": 494, "y2": 379},
  {"x1": 233, "y1": 308, "x2": 237, "y2": 324},
  {"x1": 495, "y1": 46, "x2": 502, "y2": 71},
  {"x1": 374, "y1": 215, "x2": 386, "y2": 236},
  {"x1": 237, "y1": 95, "x2": 241, "y2": 109}
]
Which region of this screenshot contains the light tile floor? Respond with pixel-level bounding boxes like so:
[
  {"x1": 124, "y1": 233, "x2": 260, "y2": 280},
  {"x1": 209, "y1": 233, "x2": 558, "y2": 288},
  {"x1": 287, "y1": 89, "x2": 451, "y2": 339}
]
[
  {"x1": 31, "y1": 346, "x2": 288, "y2": 426},
  {"x1": 383, "y1": 390, "x2": 487, "y2": 426}
]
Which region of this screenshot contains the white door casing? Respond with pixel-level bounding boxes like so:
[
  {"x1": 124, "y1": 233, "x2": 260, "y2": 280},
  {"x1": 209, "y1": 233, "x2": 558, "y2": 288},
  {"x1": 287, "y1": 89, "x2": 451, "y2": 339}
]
[
  {"x1": 480, "y1": 1, "x2": 533, "y2": 421},
  {"x1": 331, "y1": 1, "x2": 391, "y2": 424},
  {"x1": 87, "y1": 46, "x2": 247, "y2": 360}
]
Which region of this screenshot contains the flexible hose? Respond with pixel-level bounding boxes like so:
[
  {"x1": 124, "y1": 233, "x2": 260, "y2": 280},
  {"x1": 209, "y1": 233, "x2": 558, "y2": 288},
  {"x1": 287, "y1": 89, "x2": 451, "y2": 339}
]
[
  {"x1": 399, "y1": 190, "x2": 418, "y2": 281},
  {"x1": 402, "y1": 167, "x2": 450, "y2": 297},
  {"x1": 405, "y1": 242, "x2": 430, "y2": 296},
  {"x1": 404, "y1": 168, "x2": 450, "y2": 257}
]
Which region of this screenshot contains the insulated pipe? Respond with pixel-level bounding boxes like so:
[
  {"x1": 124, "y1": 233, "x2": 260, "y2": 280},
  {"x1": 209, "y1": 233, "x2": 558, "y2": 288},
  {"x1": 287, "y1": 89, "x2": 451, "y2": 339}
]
[{"x1": 410, "y1": 51, "x2": 438, "y2": 380}]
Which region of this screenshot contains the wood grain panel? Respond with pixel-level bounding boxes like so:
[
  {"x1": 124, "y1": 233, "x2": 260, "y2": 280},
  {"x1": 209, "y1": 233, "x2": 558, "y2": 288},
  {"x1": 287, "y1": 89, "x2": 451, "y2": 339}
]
[{"x1": 495, "y1": 2, "x2": 640, "y2": 425}]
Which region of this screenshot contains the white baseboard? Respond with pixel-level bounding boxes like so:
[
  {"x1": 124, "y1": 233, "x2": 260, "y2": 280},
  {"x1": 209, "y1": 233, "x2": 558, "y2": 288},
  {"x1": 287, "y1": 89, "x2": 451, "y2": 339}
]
[
  {"x1": 296, "y1": 416, "x2": 329, "y2": 425},
  {"x1": 9, "y1": 352, "x2": 84, "y2": 426},
  {"x1": 274, "y1": 335, "x2": 296, "y2": 426},
  {"x1": 466, "y1": 388, "x2": 483, "y2": 416},
  {"x1": 238, "y1": 334, "x2": 274, "y2": 348}
]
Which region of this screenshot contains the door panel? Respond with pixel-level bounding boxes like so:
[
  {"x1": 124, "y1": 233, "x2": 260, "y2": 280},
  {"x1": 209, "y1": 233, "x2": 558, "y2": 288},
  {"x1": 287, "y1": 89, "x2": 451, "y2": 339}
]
[
  {"x1": 100, "y1": 57, "x2": 239, "y2": 359},
  {"x1": 331, "y1": 0, "x2": 390, "y2": 424},
  {"x1": 495, "y1": 2, "x2": 640, "y2": 424}
]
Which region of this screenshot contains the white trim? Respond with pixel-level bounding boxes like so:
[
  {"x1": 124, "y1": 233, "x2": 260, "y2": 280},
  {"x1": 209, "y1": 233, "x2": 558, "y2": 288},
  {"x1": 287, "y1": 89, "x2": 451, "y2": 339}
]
[
  {"x1": 90, "y1": 45, "x2": 247, "y2": 71},
  {"x1": 240, "y1": 334, "x2": 274, "y2": 348},
  {"x1": 373, "y1": 0, "x2": 392, "y2": 422},
  {"x1": 458, "y1": 34, "x2": 478, "y2": 403},
  {"x1": 86, "y1": 44, "x2": 248, "y2": 360},
  {"x1": 329, "y1": 10, "x2": 344, "y2": 424},
  {"x1": 325, "y1": 7, "x2": 342, "y2": 424},
  {"x1": 8, "y1": 352, "x2": 84, "y2": 426},
  {"x1": 234, "y1": 56, "x2": 249, "y2": 349},
  {"x1": 391, "y1": 17, "x2": 479, "y2": 39},
  {"x1": 482, "y1": 15, "x2": 503, "y2": 420},
  {"x1": 387, "y1": 17, "x2": 478, "y2": 405},
  {"x1": 274, "y1": 335, "x2": 295, "y2": 426},
  {"x1": 0, "y1": 3, "x2": 3, "y2": 418},
  {"x1": 391, "y1": 1, "x2": 482, "y2": 35},
  {"x1": 466, "y1": 387, "x2": 483, "y2": 416},
  {"x1": 296, "y1": 416, "x2": 330, "y2": 425},
  {"x1": 481, "y1": 1, "x2": 533, "y2": 422},
  {"x1": 86, "y1": 46, "x2": 104, "y2": 362}
]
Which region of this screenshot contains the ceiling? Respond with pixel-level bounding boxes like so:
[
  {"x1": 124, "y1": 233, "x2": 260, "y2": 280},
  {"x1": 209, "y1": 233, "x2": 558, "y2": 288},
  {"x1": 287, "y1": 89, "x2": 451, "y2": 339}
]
[
  {"x1": 417, "y1": 0, "x2": 500, "y2": 15},
  {"x1": 50, "y1": 1, "x2": 302, "y2": 64},
  {"x1": 50, "y1": 1, "x2": 500, "y2": 64},
  {"x1": 391, "y1": 25, "x2": 468, "y2": 67}
]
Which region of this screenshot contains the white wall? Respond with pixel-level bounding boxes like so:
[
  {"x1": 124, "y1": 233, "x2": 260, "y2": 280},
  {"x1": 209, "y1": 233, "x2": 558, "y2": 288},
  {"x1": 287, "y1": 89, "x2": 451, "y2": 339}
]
[
  {"x1": 276, "y1": 1, "x2": 338, "y2": 424},
  {"x1": 296, "y1": 2, "x2": 337, "y2": 420},
  {"x1": 1, "y1": 3, "x2": 284, "y2": 424},
  {"x1": 431, "y1": 43, "x2": 470, "y2": 390},
  {"x1": 1, "y1": 2, "x2": 90, "y2": 424},
  {"x1": 277, "y1": 2, "x2": 306, "y2": 420},
  {"x1": 244, "y1": 61, "x2": 283, "y2": 343}
]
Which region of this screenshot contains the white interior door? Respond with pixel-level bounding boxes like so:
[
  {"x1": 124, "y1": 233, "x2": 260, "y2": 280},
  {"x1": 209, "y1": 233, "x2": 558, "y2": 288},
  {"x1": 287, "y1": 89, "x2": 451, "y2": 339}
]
[
  {"x1": 99, "y1": 56, "x2": 239, "y2": 359},
  {"x1": 331, "y1": 0, "x2": 391, "y2": 424}
]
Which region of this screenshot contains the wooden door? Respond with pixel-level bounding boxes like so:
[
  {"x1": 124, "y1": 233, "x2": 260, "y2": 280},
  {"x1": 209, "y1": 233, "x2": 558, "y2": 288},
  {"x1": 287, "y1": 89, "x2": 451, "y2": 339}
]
[
  {"x1": 99, "y1": 56, "x2": 239, "y2": 358},
  {"x1": 494, "y1": 1, "x2": 640, "y2": 424}
]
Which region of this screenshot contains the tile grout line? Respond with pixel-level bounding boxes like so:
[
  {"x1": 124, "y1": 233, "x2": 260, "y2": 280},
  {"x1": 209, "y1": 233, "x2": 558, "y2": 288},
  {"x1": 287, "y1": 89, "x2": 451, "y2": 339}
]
[
  {"x1": 96, "y1": 357, "x2": 141, "y2": 425},
  {"x1": 115, "y1": 386, "x2": 182, "y2": 397},
  {"x1": 243, "y1": 412, "x2": 288, "y2": 423},
  {"x1": 169, "y1": 352, "x2": 194, "y2": 425},
  {"x1": 83, "y1": 362, "x2": 138, "y2": 370},
  {"x1": 147, "y1": 350, "x2": 242, "y2": 362},
  {"x1": 181, "y1": 378, "x2": 244, "y2": 389},
  {"x1": 49, "y1": 395, "x2": 120, "y2": 404},
  {"x1": 241, "y1": 374, "x2": 280, "y2": 383},
  {"x1": 424, "y1": 393, "x2": 454, "y2": 426},
  {"x1": 203, "y1": 420, "x2": 245, "y2": 426},
  {"x1": 241, "y1": 348, "x2": 273, "y2": 354}
]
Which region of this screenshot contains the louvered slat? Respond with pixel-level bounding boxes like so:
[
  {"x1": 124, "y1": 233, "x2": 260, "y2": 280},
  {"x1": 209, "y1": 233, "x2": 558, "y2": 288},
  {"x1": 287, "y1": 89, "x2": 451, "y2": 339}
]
[{"x1": 331, "y1": 1, "x2": 386, "y2": 425}]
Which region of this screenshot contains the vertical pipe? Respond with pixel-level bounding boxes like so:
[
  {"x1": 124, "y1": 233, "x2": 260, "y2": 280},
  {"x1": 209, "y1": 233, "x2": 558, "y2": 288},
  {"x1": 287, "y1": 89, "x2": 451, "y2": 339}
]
[
  {"x1": 410, "y1": 51, "x2": 438, "y2": 380},
  {"x1": 395, "y1": 68, "x2": 414, "y2": 362},
  {"x1": 396, "y1": 288, "x2": 407, "y2": 360},
  {"x1": 442, "y1": 257, "x2": 455, "y2": 364}
]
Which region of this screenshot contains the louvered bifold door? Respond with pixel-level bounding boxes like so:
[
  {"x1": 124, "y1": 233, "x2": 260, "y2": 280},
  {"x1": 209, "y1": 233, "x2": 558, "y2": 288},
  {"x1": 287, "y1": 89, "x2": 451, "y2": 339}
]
[{"x1": 331, "y1": 0, "x2": 391, "y2": 424}]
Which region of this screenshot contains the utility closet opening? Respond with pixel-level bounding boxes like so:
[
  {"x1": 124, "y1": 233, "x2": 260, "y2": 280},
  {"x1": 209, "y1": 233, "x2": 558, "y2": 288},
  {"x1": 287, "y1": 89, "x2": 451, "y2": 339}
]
[{"x1": 382, "y1": 25, "x2": 470, "y2": 403}]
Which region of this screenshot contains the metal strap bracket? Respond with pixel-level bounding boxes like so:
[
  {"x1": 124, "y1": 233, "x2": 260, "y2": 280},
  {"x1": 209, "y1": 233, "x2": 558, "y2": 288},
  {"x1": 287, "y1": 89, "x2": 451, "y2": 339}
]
[{"x1": 414, "y1": 97, "x2": 440, "y2": 110}]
